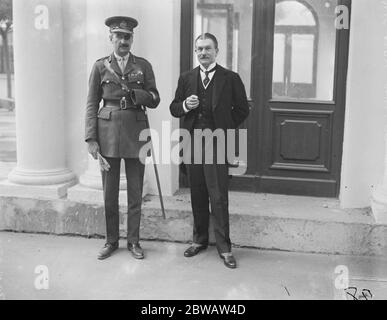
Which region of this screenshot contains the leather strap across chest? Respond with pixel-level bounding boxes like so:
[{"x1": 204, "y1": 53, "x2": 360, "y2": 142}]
[{"x1": 103, "y1": 59, "x2": 131, "y2": 92}]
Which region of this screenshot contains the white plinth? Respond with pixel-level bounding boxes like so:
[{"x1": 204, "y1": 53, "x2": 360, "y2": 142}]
[
  {"x1": 79, "y1": 156, "x2": 128, "y2": 190},
  {"x1": 371, "y1": 185, "x2": 387, "y2": 225},
  {"x1": 8, "y1": 168, "x2": 76, "y2": 186},
  {"x1": 0, "y1": 180, "x2": 76, "y2": 199},
  {"x1": 67, "y1": 179, "x2": 149, "y2": 205},
  {"x1": 67, "y1": 184, "x2": 127, "y2": 204}
]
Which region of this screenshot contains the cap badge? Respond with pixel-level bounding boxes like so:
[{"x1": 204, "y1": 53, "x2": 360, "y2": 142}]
[{"x1": 120, "y1": 21, "x2": 128, "y2": 28}]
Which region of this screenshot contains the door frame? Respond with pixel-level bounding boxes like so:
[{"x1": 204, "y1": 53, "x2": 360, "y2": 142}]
[{"x1": 179, "y1": 0, "x2": 351, "y2": 197}]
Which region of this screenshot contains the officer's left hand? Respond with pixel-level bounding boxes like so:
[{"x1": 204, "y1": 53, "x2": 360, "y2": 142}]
[{"x1": 87, "y1": 140, "x2": 100, "y2": 159}]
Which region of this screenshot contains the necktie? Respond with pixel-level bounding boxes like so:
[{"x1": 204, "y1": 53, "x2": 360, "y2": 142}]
[
  {"x1": 119, "y1": 57, "x2": 126, "y2": 73},
  {"x1": 202, "y1": 66, "x2": 216, "y2": 87},
  {"x1": 203, "y1": 71, "x2": 210, "y2": 87}
]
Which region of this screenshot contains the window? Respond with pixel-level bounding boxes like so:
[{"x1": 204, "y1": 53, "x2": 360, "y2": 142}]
[
  {"x1": 272, "y1": 0, "x2": 338, "y2": 101},
  {"x1": 193, "y1": 0, "x2": 253, "y2": 97}
]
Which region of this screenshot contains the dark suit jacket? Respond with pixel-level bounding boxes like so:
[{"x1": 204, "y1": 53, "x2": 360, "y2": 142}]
[
  {"x1": 169, "y1": 65, "x2": 249, "y2": 132},
  {"x1": 85, "y1": 52, "x2": 160, "y2": 158}
]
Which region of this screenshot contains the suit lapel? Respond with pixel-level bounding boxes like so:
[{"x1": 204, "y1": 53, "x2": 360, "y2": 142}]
[
  {"x1": 212, "y1": 65, "x2": 226, "y2": 110},
  {"x1": 189, "y1": 67, "x2": 199, "y2": 96}
]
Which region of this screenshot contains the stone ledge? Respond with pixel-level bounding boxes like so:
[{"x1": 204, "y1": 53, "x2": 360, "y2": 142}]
[
  {"x1": 0, "y1": 191, "x2": 386, "y2": 256},
  {"x1": 0, "y1": 180, "x2": 76, "y2": 199},
  {"x1": 67, "y1": 184, "x2": 127, "y2": 205}
]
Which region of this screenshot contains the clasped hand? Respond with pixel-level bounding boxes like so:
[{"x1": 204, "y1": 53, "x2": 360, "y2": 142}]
[{"x1": 185, "y1": 95, "x2": 199, "y2": 110}]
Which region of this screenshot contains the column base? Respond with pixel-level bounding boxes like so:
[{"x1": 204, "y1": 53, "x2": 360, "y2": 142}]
[
  {"x1": 79, "y1": 157, "x2": 127, "y2": 190},
  {"x1": 0, "y1": 180, "x2": 76, "y2": 199},
  {"x1": 79, "y1": 171, "x2": 103, "y2": 190},
  {"x1": 371, "y1": 185, "x2": 387, "y2": 224},
  {"x1": 8, "y1": 167, "x2": 76, "y2": 186}
]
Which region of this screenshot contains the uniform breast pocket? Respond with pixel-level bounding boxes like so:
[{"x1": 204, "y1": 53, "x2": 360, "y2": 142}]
[
  {"x1": 128, "y1": 72, "x2": 145, "y2": 89},
  {"x1": 97, "y1": 109, "x2": 112, "y2": 120},
  {"x1": 101, "y1": 79, "x2": 120, "y2": 95}
]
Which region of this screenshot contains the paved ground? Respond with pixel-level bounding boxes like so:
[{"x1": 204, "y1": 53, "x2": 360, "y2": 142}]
[{"x1": 1, "y1": 232, "x2": 387, "y2": 300}]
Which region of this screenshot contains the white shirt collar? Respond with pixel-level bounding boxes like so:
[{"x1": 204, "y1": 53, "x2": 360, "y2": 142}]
[
  {"x1": 200, "y1": 62, "x2": 217, "y2": 73},
  {"x1": 114, "y1": 52, "x2": 130, "y2": 61}
]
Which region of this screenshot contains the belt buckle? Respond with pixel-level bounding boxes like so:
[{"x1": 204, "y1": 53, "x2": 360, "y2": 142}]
[{"x1": 120, "y1": 97, "x2": 127, "y2": 110}]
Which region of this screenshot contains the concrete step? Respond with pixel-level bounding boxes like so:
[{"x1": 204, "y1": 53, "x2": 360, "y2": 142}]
[{"x1": 0, "y1": 188, "x2": 386, "y2": 256}]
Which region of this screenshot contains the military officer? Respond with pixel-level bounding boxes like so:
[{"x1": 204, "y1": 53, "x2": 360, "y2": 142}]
[{"x1": 85, "y1": 16, "x2": 160, "y2": 260}]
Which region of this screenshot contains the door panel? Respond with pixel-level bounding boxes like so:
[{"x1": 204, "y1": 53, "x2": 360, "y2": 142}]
[{"x1": 270, "y1": 108, "x2": 333, "y2": 171}]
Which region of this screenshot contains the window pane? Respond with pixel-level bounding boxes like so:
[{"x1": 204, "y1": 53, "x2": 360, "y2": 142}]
[
  {"x1": 275, "y1": 1, "x2": 316, "y2": 26},
  {"x1": 291, "y1": 34, "x2": 314, "y2": 83},
  {"x1": 272, "y1": 0, "x2": 338, "y2": 101},
  {"x1": 273, "y1": 33, "x2": 286, "y2": 82},
  {"x1": 193, "y1": 0, "x2": 253, "y2": 97}
]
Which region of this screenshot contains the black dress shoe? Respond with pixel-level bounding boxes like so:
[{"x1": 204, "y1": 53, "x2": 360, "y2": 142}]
[
  {"x1": 128, "y1": 243, "x2": 144, "y2": 259},
  {"x1": 220, "y1": 254, "x2": 237, "y2": 269},
  {"x1": 97, "y1": 242, "x2": 118, "y2": 260},
  {"x1": 184, "y1": 245, "x2": 207, "y2": 257}
]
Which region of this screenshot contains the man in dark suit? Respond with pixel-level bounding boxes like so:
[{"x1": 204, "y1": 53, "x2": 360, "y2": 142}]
[
  {"x1": 85, "y1": 16, "x2": 160, "y2": 260},
  {"x1": 170, "y1": 33, "x2": 249, "y2": 268}
]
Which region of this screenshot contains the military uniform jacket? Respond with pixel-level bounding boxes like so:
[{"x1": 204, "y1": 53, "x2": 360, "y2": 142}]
[{"x1": 85, "y1": 52, "x2": 160, "y2": 158}]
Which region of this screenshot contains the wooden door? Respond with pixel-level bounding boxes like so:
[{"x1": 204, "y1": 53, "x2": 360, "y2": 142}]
[{"x1": 180, "y1": 0, "x2": 351, "y2": 197}]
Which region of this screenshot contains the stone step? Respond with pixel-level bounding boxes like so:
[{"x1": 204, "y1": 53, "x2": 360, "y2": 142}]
[{"x1": 0, "y1": 189, "x2": 386, "y2": 256}]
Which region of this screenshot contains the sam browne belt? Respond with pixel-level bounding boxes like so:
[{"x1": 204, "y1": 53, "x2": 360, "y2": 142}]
[{"x1": 103, "y1": 98, "x2": 139, "y2": 111}]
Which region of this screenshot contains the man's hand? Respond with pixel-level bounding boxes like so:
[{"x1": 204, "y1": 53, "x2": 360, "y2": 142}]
[
  {"x1": 185, "y1": 95, "x2": 199, "y2": 110},
  {"x1": 87, "y1": 140, "x2": 100, "y2": 159}
]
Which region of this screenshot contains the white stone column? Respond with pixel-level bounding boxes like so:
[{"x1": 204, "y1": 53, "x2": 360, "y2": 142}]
[
  {"x1": 372, "y1": 84, "x2": 387, "y2": 224},
  {"x1": 0, "y1": 0, "x2": 76, "y2": 198},
  {"x1": 370, "y1": 1, "x2": 387, "y2": 224},
  {"x1": 372, "y1": 139, "x2": 387, "y2": 224}
]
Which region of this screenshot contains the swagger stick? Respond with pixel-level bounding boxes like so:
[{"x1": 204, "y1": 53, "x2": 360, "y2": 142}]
[{"x1": 144, "y1": 107, "x2": 166, "y2": 219}]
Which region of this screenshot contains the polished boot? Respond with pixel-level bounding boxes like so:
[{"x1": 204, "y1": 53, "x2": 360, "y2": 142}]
[
  {"x1": 184, "y1": 244, "x2": 208, "y2": 257},
  {"x1": 97, "y1": 242, "x2": 119, "y2": 260},
  {"x1": 128, "y1": 243, "x2": 144, "y2": 259},
  {"x1": 220, "y1": 253, "x2": 237, "y2": 269}
]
